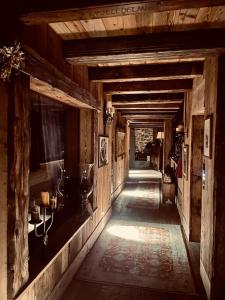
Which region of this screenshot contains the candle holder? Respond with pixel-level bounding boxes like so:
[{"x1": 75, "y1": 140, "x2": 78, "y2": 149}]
[{"x1": 29, "y1": 197, "x2": 57, "y2": 246}]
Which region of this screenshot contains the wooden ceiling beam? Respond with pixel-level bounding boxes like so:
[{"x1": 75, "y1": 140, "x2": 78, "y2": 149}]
[
  {"x1": 19, "y1": 0, "x2": 225, "y2": 25},
  {"x1": 121, "y1": 111, "x2": 176, "y2": 115},
  {"x1": 104, "y1": 79, "x2": 192, "y2": 94},
  {"x1": 22, "y1": 46, "x2": 100, "y2": 110},
  {"x1": 89, "y1": 62, "x2": 203, "y2": 82},
  {"x1": 123, "y1": 115, "x2": 174, "y2": 119},
  {"x1": 112, "y1": 93, "x2": 184, "y2": 103},
  {"x1": 115, "y1": 103, "x2": 181, "y2": 109},
  {"x1": 63, "y1": 28, "x2": 225, "y2": 65}
]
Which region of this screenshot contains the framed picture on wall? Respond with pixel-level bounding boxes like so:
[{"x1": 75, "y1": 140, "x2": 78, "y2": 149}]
[
  {"x1": 182, "y1": 144, "x2": 189, "y2": 179},
  {"x1": 98, "y1": 136, "x2": 109, "y2": 168},
  {"x1": 204, "y1": 116, "x2": 212, "y2": 158}
]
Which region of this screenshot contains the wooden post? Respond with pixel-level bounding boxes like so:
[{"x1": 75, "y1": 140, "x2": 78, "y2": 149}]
[
  {"x1": 163, "y1": 119, "x2": 173, "y2": 171},
  {"x1": 211, "y1": 53, "x2": 225, "y2": 300},
  {"x1": 0, "y1": 80, "x2": 8, "y2": 300},
  {"x1": 7, "y1": 72, "x2": 30, "y2": 298}
]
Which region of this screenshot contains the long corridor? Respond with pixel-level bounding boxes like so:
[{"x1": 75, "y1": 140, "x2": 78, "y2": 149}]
[{"x1": 61, "y1": 170, "x2": 202, "y2": 300}]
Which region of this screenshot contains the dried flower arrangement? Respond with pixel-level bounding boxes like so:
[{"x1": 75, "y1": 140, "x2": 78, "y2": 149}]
[{"x1": 0, "y1": 41, "x2": 24, "y2": 81}]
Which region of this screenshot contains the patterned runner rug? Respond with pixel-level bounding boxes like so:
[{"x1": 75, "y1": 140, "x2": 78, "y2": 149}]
[
  {"x1": 127, "y1": 183, "x2": 160, "y2": 210},
  {"x1": 77, "y1": 220, "x2": 196, "y2": 294}
]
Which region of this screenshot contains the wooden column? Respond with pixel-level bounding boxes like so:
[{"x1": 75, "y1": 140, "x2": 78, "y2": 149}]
[
  {"x1": 212, "y1": 54, "x2": 225, "y2": 300},
  {"x1": 0, "y1": 81, "x2": 8, "y2": 300},
  {"x1": 163, "y1": 119, "x2": 173, "y2": 171},
  {"x1": 7, "y1": 72, "x2": 30, "y2": 298}
]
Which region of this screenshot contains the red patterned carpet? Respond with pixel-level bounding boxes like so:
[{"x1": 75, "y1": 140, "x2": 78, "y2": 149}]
[
  {"x1": 127, "y1": 183, "x2": 160, "y2": 210},
  {"x1": 77, "y1": 220, "x2": 196, "y2": 294}
]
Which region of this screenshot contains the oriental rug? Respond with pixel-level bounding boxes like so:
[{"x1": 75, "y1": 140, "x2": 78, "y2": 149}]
[
  {"x1": 127, "y1": 183, "x2": 160, "y2": 210},
  {"x1": 77, "y1": 221, "x2": 196, "y2": 294}
]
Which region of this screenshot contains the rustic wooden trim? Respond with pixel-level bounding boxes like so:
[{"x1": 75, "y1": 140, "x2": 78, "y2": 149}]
[
  {"x1": 7, "y1": 72, "x2": 30, "y2": 298},
  {"x1": 22, "y1": 46, "x2": 100, "y2": 110},
  {"x1": 63, "y1": 29, "x2": 225, "y2": 65},
  {"x1": 89, "y1": 62, "x2": 203, "y2": 82},
  {"x1": 104, "y1": 79, "x2": 192, "y2": 94},
  {"x1": 19, "y1": 0, "x2": 225, "y2": 24},
  {"x1": 0, "y1": 81, "x2": 8, "y2": 300}
]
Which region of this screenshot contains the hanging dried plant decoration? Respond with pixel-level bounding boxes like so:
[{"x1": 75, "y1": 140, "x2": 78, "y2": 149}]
[{"x1": 0, "y1": 41, "x2": 24, "y2": 81}]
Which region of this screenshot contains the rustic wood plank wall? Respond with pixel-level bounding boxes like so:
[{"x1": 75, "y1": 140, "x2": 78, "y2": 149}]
[
  {"x1": 13, "y1": 71, "x2": 128, "y2": 300},
  {"x1": 0, "y1": 81, "x2": 8, "y2": 300},
  {"x1": 199, "y1": 57, "x2": 218, "y2": 299},
  {"x1": 7, "y1": 73, "x2": 31, "y2": 298},
  {"x1": 212, "y1": 53, "x2": 225, "y2": 300}
]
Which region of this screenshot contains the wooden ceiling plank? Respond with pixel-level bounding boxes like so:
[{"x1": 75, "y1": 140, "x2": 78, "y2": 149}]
[
  {"x1": 103, "y1": 79, "x2": 192, "y2": 94},
  {"x1": 63, "y1": 28, "x2": 225, "y2": 65},
  {"x1": 89, "y1": 61, "x2": 203, "y2": 82},
  {"x1": 20, "y1": 1, "x2": 225, "y2": 25}
]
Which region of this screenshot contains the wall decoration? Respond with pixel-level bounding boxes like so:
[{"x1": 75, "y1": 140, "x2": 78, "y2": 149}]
[
  {"x1": 0, "y1": 41, "x2": 24, "y2": 81},
  {"x1": 204, "y1": 116, "x2": 212, "y2": 158},
  {"x1": 182, "y1": 144, "x2": 189, "y2": 179},
  {"x1": 98, "y1": 136, "x2": 109, "y2": 167},
  {"x1": 116, "y1": 131, "x2": 125, "y2": 158}
]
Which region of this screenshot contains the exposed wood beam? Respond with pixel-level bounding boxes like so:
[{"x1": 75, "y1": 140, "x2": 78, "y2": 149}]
[
  {"x1": 129, "y1": 118, "x2": 167, "y2": 122},
  {"x1": 89, "y1": 62, "x2": 203, "y2": 82},
  {"x1": 22, "y1": 46, "x2": 99, "y2": 110},
  {"x1": 104, "y1": 79, "x2": 192, "y2": 94},
  {"x1": 19, "y1": 0, "x2": 225, "y2": 25},
  {"x1": 115, "y1": 104, "x2": 181, "y2": 109},
  {"x1": 123, "y1": 115, "x2": 174, "y2": 119},
  {"x1": 121, "y1": 110, "x2": 176, "y2": 115},
  {"x1": 63, "y1": 29, "x2": 225, "y2": 65},
  {"x1": 112, "y1": 93, "x2": 184, "y2": 104}
]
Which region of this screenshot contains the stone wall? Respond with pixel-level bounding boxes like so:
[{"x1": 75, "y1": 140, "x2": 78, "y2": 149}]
[{"x1": 135, "y1": 128, "x2": 154, "y2": 152}]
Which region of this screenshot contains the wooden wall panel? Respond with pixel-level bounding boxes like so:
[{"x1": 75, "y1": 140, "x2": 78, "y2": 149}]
[
  {"x1": 12, "y1": 55, "x2": 128, "y2": 300},
  {"x1": 200, "y1": 57, "x2": 218, "y2": 299},
  {"x1": 7, "y1": 73, "x2": 30, "y2": 298},
  {"x1": 0, "y1": 81, "x2": 8, "y2": 300}
]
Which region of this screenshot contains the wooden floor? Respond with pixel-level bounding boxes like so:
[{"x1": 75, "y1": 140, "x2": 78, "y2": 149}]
[{"x1": 60, "y1": 170, "x2": 206, "y2": 300}]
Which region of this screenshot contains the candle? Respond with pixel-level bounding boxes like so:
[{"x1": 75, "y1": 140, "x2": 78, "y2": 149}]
[
  {"x1": 50, "y1": 196, "x2": 57, "y2": 210},
  {"x1": 41, "y1": 192, "x2": 50, "y2": 206},
  {"x1": 31, "y1": 204, "x2": 40, "y2": 223}
]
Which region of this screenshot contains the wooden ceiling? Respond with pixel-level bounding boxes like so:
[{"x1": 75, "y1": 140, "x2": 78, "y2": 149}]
[{"x1": 19, "y1": 1, "x2": 225, "y2": 127}]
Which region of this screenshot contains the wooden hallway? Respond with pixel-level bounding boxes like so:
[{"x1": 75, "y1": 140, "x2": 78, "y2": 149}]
[
  {"x1": 60, "y1": 170, "x2": 204, "y2": 300},
  {"x1": 1, "y1": 2, "x2": 225, "y2": 300}
]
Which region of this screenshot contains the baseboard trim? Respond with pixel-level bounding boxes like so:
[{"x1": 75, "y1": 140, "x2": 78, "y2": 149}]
[
  {"x1": 200, "y1": 260, "x2": 211, "y2": 300},
  {"x1": 47, "y1": 207, "x2": 112, "y2": 300}
]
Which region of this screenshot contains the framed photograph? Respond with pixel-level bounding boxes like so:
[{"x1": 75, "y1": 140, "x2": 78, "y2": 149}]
[
  {"x1": 116, "y1": 131, "x2": 125, "y2": 158},
  {"x1": 182, "y1": 144, "x2": 189, "y2": 179},
  {"x1": 98, "y1": 136, "x2": 109, "y2": 168},
  {"x1": 204, "y1": 116, "x2": 212, "y2": 158}
]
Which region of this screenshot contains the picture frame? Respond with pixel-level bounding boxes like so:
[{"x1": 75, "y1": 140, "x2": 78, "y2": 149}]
[
  {"x1": 98, "y1": 136, "x2": 109, "y2": 168},
  {"x1": 204, "y1": 115, "x2": 212, "y2": 158},
  {"x1": 182, "y1": 144, "x2": 189, "y2": 179}
]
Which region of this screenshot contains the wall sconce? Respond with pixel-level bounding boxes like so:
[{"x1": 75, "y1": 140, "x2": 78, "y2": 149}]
[{"x1": 105, "y1": 100, "x2": 115, "y2": 125}]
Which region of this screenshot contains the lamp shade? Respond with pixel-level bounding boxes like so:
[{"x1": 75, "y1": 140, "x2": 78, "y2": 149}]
[{"x1": 157, "y1": 131, "x2": 164, "y2": 139}]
